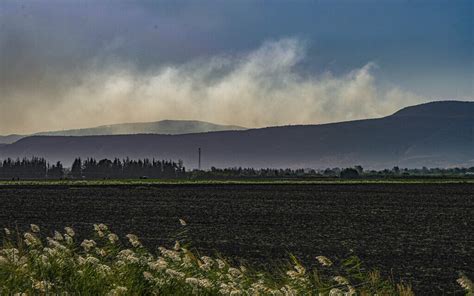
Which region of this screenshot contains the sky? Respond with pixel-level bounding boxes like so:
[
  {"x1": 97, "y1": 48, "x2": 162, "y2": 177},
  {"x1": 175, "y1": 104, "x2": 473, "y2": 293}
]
[{"x1": 0, "y1": 0, "x2": 472, "y2": 135}]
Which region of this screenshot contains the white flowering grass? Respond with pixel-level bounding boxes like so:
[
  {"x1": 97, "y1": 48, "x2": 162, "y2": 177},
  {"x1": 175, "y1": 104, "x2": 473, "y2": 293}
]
[
  {"x1": 0, "y1": 224, "x2": 424, "y2": 295},
  {"x1": 457, "y1": 273, "x2": 474, "y2": 296}
]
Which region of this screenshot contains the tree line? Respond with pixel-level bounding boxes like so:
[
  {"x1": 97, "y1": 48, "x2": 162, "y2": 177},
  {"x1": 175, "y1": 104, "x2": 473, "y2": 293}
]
[
  {"x1": 189, "y1": 166, "x2": 474, "y2": 179},
  {"x1": 1, "y1": 157, "x2": 473, "y2": 180},
  {"x1": 0, "y1": 157, "x2": 63, "y2": 179},
  {"x1": 0, "y1": 157, "x2": 185, "y2": 180}
]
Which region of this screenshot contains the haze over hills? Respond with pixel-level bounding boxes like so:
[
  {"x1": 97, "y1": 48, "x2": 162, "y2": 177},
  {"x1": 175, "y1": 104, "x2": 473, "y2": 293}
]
[
  {"x1": 0, "y1": 101, "x2": 472, "y2": 169},
  {"x1": 0, "y1": 135, "x2": 24, "y2": 145},
  {"x1": 0, "y1": 120, "x2": 246, "y2": 144}
]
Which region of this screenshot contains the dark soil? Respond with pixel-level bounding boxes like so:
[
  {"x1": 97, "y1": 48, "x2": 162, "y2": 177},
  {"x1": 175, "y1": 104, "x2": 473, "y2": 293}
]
[{"x1": 0, "y1": 184, "x2": 472, "y2": 294}]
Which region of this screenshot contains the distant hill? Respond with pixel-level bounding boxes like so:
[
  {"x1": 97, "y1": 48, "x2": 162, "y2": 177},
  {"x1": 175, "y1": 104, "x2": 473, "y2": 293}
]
[
  {"x1": 0, "y1": 120, "x2": 246, "y2": 144},
  {"x1": 391, "y1": 100, "x2": 474, "y2": 118},
  {"x1": 0, "y1": 135, "x2": 24, "y2": 145},
  {"x1": 0, "y1": 101, "x2": 472, "y2": 169}
]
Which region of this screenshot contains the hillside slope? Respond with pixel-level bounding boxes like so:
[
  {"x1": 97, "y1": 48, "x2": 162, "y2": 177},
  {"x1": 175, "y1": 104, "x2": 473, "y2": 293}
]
[
  {"x1": 0, "y1": 135, "x2": 24, "y2": 145},
  {"x1": 0, "y1": 120, "x2": 246, "y2": 144},
  {"x1": 1, "y1": 101, "x2": 472, "y2": 169}
]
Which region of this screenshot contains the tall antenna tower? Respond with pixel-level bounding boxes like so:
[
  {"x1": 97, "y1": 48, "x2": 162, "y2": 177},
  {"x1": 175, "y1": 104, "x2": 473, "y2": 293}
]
[{"x1": 198, "y1": 147, "x2": 201, "y2": 170}]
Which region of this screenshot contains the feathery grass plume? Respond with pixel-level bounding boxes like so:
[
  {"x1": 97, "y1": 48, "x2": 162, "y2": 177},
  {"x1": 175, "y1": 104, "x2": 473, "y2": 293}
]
[
  {"x1": 0, "y1": 223, "x2": 426, "y2": 295},
  {"x1": 23, "y1": 232, "x2": 40, "y2": 246},
  {"x1": 80, "y1": 239, "x2": 96, "y2": 251},
  {"x1": 333, "y1": 275, "x2": 349, "y2": 285},
  {"x1": 457, "y1": 273, "x2": 474, "y2": 295},
  {"x1": 125, "y1": 234, "x2": 141, "y2": 247},
  {"x1": 53, "y1": 231, "x2": 64, "y2": 241},
  {"x1": 107, "y1": 233, "x2": 119, "y2": 244},
  {"x1": 30, "y1": 224, "x2": 40, "y2": 233},
  {"x1": 64, "y1": 227, "x2": 75, "y2": 237},
  {"x1": 316, "y1": 255, "x2": 333, "y2": 267}
]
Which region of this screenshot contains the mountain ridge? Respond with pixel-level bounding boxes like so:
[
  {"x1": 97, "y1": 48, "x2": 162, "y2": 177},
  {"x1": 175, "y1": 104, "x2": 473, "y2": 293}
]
[
  {"x1": 390, "y1": 100, "x2": 474, "y2": 118},
  {"x1": 1, "y1": 101, "x2": 472, "y2": 169},
  {"x1": 0, "y1": 120, "x2": 246, "y2": 144}
]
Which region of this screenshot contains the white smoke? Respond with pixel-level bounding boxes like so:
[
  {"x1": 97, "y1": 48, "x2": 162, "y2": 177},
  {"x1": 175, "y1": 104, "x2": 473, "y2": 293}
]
[{"x1": 0, "y1": 38, "x2": 423, "y2": 134}]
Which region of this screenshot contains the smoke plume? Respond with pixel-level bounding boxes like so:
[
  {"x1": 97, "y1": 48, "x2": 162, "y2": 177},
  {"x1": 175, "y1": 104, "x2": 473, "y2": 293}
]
[{"x1": 0, "y1": 38, "x2": 423, "y2": 134}]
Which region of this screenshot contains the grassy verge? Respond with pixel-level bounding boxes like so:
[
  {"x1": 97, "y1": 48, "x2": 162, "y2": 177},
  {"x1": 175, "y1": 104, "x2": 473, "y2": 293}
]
[
  {"x1": 0, "y1": 178, "x2": 473, "y2": 186},
  {"x1": 2, "y1": 223, "x2": 472, "y2": 295}
]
